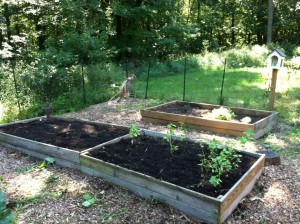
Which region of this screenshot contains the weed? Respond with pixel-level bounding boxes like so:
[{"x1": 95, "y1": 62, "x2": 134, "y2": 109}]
[
  {"x1": 82, "y1": 194, "x2": 96, "y2": 208},
  {"x1": 46, "y1": 174, "x2": 60, "y2": 184},
  {"x1": 38, "y1": 157, "x2": 56, "y2": 169},
  {"x1": 14, "y1": 164, "x2": 36, "y2": 174},
  {"x1": 237, "y1": 130, "x2": 255, "y2": 145},
  {"x1": 100, "y1": 206, "x2": 128, "y2": 224}
]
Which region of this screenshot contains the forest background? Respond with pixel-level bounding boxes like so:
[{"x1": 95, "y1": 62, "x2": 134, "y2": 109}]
[{"x1": 0, "y1": 0, "x2": 299, "y2": 122}]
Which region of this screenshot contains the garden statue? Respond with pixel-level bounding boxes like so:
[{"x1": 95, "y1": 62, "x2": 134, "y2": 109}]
[{"x1": 108, "y1": 74, "x2": 136, "y2": 104}]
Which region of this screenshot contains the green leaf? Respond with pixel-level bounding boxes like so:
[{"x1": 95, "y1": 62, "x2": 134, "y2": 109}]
[
  {"x1": 0, "y1": 209, "x2": 14, "y2": 224},
  {"x1": 38, "y1": 161, "x2": 46, "y2": 169},
  {"x1": 83, "y1": 194, "x2": 92, "y2": 200},
  {"x1": 82, "y1": 198, "x2": 96, "y2": 208}
]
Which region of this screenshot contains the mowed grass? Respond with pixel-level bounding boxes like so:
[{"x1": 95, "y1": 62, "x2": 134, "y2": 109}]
[
  {"x1": 133, "y1": 68, "x2": 270, "y2": 110},
  {"x1": 133, "y1": 67, "x2": 300, "y2": 158}
]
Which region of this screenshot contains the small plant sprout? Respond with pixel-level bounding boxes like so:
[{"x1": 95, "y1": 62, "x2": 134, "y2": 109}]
[
  {"x1": 82, "y1": 193, "x2": 96, "y2": 208},
  {"x1": 129, "y1": 124, "x2": 140, "y2": 138},
  {"x1": 129, "y1": 124, "x2": 140, "y2": 144},
  {"x1": 163, "y1": 123, "x2": 185, "y2": 154}
]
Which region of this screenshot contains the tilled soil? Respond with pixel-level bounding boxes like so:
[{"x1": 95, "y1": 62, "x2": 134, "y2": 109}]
[
  {"x1": 0, "y1": 118, "x2": 128, "y2": 151},
  {"x1": 89, "y1": 135, "x2": 256, "y2": 197}
]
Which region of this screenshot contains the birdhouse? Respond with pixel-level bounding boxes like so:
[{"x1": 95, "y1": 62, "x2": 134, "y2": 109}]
[{"x1": 268, "y1": 49, "x2": 286, "y2": 69}]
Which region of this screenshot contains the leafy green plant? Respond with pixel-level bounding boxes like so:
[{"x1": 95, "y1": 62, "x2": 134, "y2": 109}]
[
  {"x1": 0, "y1": 192, "x2": 14, "y2": 224},
  {"x1": 163, "y1": 123, "x2": 186, "y2": 154},
  {"x1": 237, "y1": 130, "x2": 255, "y2": 145},
  {"x1": 38, "y1": 157, "x2": 56, "y2": 169},
  {"x1": 198, "y1": 139, "x2": 242, "y2": 187},
  {"x1": 128, "y1": 124, "x2": 140, "y2": 138},
  {"x1": 82, "y1": 194, "x2": 96, "y2": 208}
]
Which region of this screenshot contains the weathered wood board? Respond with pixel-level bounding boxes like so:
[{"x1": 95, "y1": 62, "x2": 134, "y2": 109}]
[
  {"x1": 81, "y1": 130, "x2": 265, "y2": 224},
  {"x1": 0, "y1": 116, "x2": 129, "y2": 170},
  {"x1": 141, "y1": 101, "x2": 278, "y2": 139}
]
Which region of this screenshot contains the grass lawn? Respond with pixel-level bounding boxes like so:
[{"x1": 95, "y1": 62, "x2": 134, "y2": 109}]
[{"x1": 133, "y1": 66, "x2": 300, "y2": 158}]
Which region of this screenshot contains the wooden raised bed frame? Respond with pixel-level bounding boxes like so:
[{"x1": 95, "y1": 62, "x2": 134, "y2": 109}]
[
  {"x1": 0, "y1": 116, "x2": 129, "y2": 170},
  {"x1": 81, "y1": 130, "x2": 265, "y2": 224},
  {"x1": 141, "y1": 101, "x2": 278, "y2": 139}
]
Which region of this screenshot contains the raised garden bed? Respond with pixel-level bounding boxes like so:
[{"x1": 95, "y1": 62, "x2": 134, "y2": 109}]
[
  {"x1": 0, "y1": 116, "x2": 129, "y2": 169},
  {"x1": 81, "y1": 130, "x2": 265, "y2": 224},
  {"x1": 141, "y1": 101, "x2": 278, "y2": 139}
]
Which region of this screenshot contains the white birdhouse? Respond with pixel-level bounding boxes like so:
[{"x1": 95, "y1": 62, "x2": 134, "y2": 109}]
[{"x1": 268, "y1": 49, "x2": 286, "y2": 69}]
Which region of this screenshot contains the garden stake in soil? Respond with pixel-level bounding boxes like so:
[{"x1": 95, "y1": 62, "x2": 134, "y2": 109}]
[
  {"x1": 219, "y1": 58, "x2": 227, "y2": 105},
  {"x1": 183, "y1": 57, "x2": 187, "y2": 101},
  {"x1": 145, "y1": 59, "x2": 151, "y2": 99}
]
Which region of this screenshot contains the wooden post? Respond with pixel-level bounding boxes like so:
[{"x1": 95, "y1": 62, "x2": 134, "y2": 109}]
[{"x1": 268, "y1": 69, "x2": 278, "y2": 110}]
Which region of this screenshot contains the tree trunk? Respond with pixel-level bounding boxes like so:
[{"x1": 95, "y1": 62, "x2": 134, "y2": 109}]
[
  {"x1": 231, "y1": 11, "x2": 235, "y2": 47},
  {"x1": 267, "y1": 0, "x2": 273, "y2": 44},
  {"x1": 3, "y1": 3, "x2": 12, "y2": 40}
]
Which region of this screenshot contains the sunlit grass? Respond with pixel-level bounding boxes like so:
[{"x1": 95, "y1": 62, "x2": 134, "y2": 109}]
[{"x1": 133, "y1": 68, "x2": 269, "y2": 109}]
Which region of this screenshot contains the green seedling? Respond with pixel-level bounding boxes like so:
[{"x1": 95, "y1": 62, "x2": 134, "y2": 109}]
[
  {"x1": 129, "y1": 124, "x2": 140, "y2": 138},
  {"x1": 163, "y1": 124, "x2": 179, "y2": 154},
  {"x1": 129, "y1": 124, "x2": 140, "y2": 144},
  {"x1": 82, "y1": 194, "x2": 96, "y2": 208}
]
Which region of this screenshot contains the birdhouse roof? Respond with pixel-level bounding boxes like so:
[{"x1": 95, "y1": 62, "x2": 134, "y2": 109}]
[{"x1": 269, "y1": 48, "x2": 286, "y2": 57}]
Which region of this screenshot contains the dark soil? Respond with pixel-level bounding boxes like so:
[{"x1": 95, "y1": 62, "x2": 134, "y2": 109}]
[
  {"x1": 153, "y1": 102, "x2": 265, "y2": 124},
  {"x1": 89, "y1": 135, "x2": 257, "y2": 197},
  {"x1": 0, "y1": 118, "x2": 128, "y2": 151}
]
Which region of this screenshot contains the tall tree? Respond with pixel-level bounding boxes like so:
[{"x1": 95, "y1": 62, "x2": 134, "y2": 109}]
[{"x1": 267, "y1": 0, "x2": 273, "y2": 44}]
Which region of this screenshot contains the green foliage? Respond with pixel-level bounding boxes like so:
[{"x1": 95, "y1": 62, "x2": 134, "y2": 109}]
[
  {"x1": 163, "y1": 123, "x2": 185, "y2": 154},
  {"x1": 222, "y1": 45, "x2": 269, "y2": 68},
  {"x1": 128, "y1": 124, "x2": 140, "y2": 138},
  {"x1": 82, "y1": 194, "x2": 96, "y2": 208},
  {"x1": 237, "y1": 130, "x2": 255, "y2": 145},
  {"x1": 38, "y1": 157, "x2": 56, "y2": 169},
  {"x1": 198, "y1": 139, "x2": 242, "y2": 187},
  {"x1": 0, "y1": 192, "x2": 14, "y2": 224}
]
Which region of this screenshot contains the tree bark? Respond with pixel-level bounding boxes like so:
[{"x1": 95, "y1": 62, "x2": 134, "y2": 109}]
[
  {"x1": 3, "y1": 3, "x2": 12, "y2": 40},
  {"x1": 231, "y1": 11, "x2": 235, "y2": 47},
  {"x1": 267, "y1": 0, "x2": 273, "y2": 44}
]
